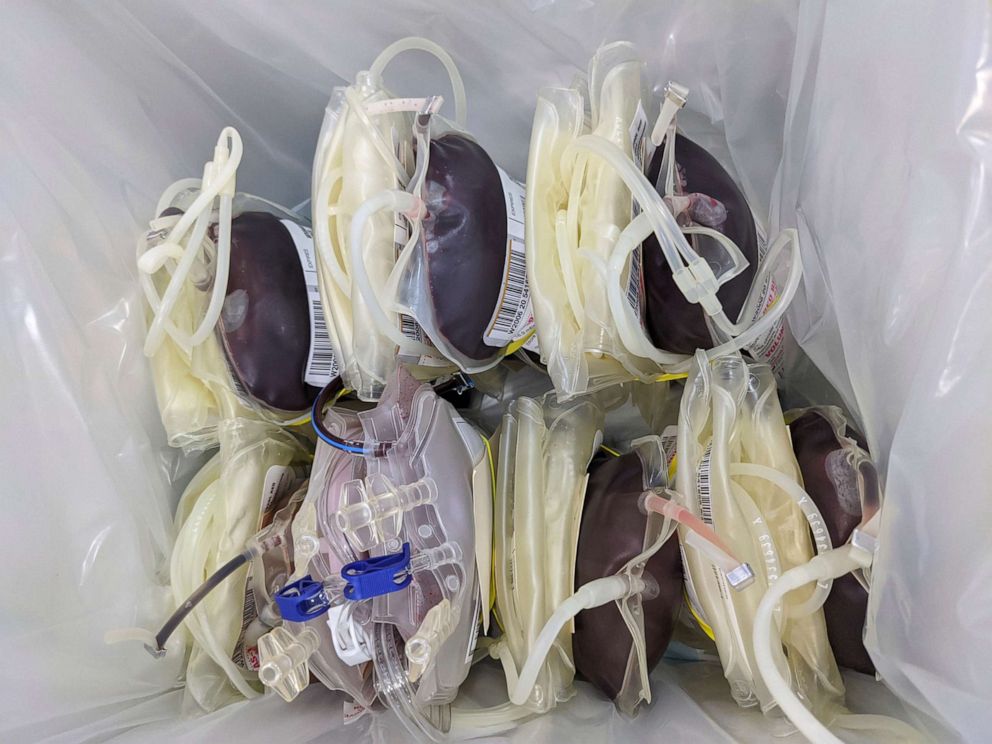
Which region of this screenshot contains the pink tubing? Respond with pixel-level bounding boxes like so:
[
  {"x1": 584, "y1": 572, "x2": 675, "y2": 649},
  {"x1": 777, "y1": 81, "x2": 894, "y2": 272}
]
[{"x1": 642, "y1": 491, "x2": 738, "y2": 563}]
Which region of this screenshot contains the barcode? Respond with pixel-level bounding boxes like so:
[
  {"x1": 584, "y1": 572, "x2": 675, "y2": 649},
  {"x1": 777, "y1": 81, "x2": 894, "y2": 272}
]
[
  {"x1": 494, "y1": 247, "x2": 528, "y2": 335},
  {"x1": 483, "y1": 239, "x2": 531, "y2": 349},
  {"x1": 305, "y1": 294, "x2": 338, "y2": 385},
  {"x1": 231, "y1": 581, "x2": 257, "y2": 670},
  {"x1": 626, "y1": 245, "x2": 643, "y2": 312},
  {"x1": 630, "y1": 101, "x2": 649, "y2": 219},
  {"x1": 241, "y1": 583, "x2": 257, "y2": 632},
  {"x1": 399, "y1": 313, "x2": 423, "y2": 342},
  {"x1": 280, "y1": 218, "x2": 340, "y2": 387},
  {"x1": 696, "y1": 443, "x2": 713, "y2": 525},
  {"x1": 660, "y1": 426, "x2": 679, "y2": 469}
]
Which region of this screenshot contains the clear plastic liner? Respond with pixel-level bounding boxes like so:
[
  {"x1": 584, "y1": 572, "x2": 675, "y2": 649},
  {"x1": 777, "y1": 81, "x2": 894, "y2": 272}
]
[
  {"x1": 5, "y1": 3, "x2": 989, "y2": 742},
  {"x1": 141, "y1": 141, "x2": 322, "y2": 452},
  {"x1": 526, "y1": 45, "x2": 658, "y2": 399}
]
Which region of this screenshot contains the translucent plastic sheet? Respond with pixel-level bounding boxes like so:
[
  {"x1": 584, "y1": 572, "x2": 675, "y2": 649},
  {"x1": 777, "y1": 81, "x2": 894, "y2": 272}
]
[{"x1": 1, "y1": 1, "x2": 989, "y2": 742}]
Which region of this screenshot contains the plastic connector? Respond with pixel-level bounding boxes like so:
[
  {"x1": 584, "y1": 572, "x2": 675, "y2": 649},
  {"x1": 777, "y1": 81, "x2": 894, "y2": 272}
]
[
  {"x1": 337, "y1": 475, "x2": 437, "y2": 551},
  {"x1": 415, "y1": 94, "x2": 443, "y2": 133},
  {"x1": 687, "y1": 257, "x2": 722, "y2": 316},
  {"x1": 671, "y1": 258, "x2": 721, "y2": 315},
  {"x1": 288, "y1": 501, "x2": 319, "y2": 583},
  {"x1": 258, "y1": 626, "x2": 321, "y2": 702},
  {"x1": 406, "y1": 598, "x2": 456, "y2": 682}
]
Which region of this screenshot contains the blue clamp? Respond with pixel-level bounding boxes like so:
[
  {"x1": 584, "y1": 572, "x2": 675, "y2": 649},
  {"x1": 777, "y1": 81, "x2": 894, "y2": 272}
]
[
  {"x1": 274, "y1": 576, "x2": 331, "y2": 622},
  {"x1": 341, "y1": 543, "x2": 413, "y2": 600}
]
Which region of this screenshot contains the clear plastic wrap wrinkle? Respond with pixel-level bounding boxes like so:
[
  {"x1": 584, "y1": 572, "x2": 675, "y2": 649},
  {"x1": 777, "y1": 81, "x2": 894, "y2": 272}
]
[{"x1": 2, "y1": 2, "x2": 989, "y2": 743}]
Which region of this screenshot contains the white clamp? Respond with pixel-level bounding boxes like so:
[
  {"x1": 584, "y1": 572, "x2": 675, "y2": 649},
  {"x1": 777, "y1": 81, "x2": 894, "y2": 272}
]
[{"x1": 328, "y1": 604, "x2": 372, "y2": 666}]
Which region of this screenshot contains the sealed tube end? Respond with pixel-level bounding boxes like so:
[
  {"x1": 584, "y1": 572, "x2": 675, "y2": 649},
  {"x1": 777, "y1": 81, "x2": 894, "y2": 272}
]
[
  {"x1": 726, "y1": 563, "x2": 756, "y2": 591},
  {"x1": 144, "y1": 644, "x2": 167, "y2": 659},
  {"x1": 664, "y1": 81, "x2": 689, "y2": 109},
  {"x1": 639, "y1": 572, "x2": 660, "y2": 602},
  {"x1": 849, "y1": 528, "x2": 878, "y2": 565},
  {"x1": 637, "y1": 490, "x2": 653, "y2": 515}
]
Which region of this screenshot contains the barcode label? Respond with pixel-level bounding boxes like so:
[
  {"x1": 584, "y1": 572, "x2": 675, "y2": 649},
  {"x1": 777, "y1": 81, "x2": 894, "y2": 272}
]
[
  {"x1": 308, "y1": 300, "x2": 338, "y2": 382},
  {"x1": 343, "y1": 700, "x2": 368, "y2": 725},
  {"x1": 629, "y1": 100, "x2": 650, "y2": 219},
  {"x1": 696, "y1": 442, "x2": 713, "y2": 525},
  {"x1": 741, "y1": 231, "x2": 785, "y2": 374},
  {"x1": 231, "y1": 582, "x2": 259, "y2": 671},
  {"x1": 625, "y1": 102, "x2": 650, "y2": 322},
  {"x1": 660, "y1": 425, "x2": 679, "y2": 472},
  {"x1": 399, "y1": 312, "x2": 424, "y2": 343},
  {"x1": 281, "y1": 219, "x2": 339, "y2": 386},
  {"x1": 464, "y1": 606, "x2": 482, "y2": 665},
  {"x1": 483, "y1": 168, "x2": 535, "y2": 348},
  {"x1": 625, "y1": 239, "x2": 643, "y2": 317},
  {"x1": 484, "y1": 238, "x2": 531, "y2": 345},
  {"x1": 231, "y1": 464, "x2": 302, "y2": 671}
]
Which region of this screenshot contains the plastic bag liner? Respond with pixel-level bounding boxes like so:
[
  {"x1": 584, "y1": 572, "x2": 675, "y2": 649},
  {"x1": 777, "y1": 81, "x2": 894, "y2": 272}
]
[{"x1": 1, "y1": 2, "x2": 989, "y2": 742}]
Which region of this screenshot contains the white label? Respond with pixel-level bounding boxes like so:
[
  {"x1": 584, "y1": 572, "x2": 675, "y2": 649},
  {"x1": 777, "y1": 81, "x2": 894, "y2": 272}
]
[
  {"x1": 696, "y1": 443, "x2": 713, "y2": 526},
  {"x1": 696, "y1": 442, "x2": 732, "y2": 603},
  {"x1": 522, "y1": 332, "x2": 541, "y2": 354},
  {"x1": 465, "y1": 613, "x2": 482, "y2": 665},
  {"x1": 483, "y1": 168, "x2": 536, "y2": 348},
  {"x1": 261, "y1": 465, "x2": 297, "y2": 514},
  {"x1": 625, "y1": 235, "x2": 644, "y2": 318},
  {"x1": 661, "y1": 425, "x2": 679, "y2": 472},
  {"x1": 629, "y1": 100, "x2": 651, "y2": 218},
  {"x1": 281, "y1": 219, "x2": 339, "y2": 386},
  {"x1": 744, "y1": 233, "x2": 786, "y2": 374},
  {"x1": 342, "y1": 700, "x2": 368, "y2": 725},
  {"x1": 626, "y1": 102, "x2": 652, "y2": 323},
  {"x1": 231, "y1": 582, "x2": 260, "y2": 671}
]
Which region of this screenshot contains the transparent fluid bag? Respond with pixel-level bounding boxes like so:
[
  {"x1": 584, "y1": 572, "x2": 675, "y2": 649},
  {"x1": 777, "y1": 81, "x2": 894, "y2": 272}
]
[
  {"x1": 138, "y1": 128, "x2": 333, "y2": 451},
  {"x1": 311, "y1": 38, "x2": 535, "y2": 401},
  {"x1": 110, "y1": 418, "x2": 312, "y2": 713},
  {"x1": 527, "y1": 42, "x2": 802, "y2": 401},
  {"x1": 674, "y1": 351, "x2": 843, "y2": 720},
  {"x1": 258, "y1": 369, "x2": 491, "y2": 742}
]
